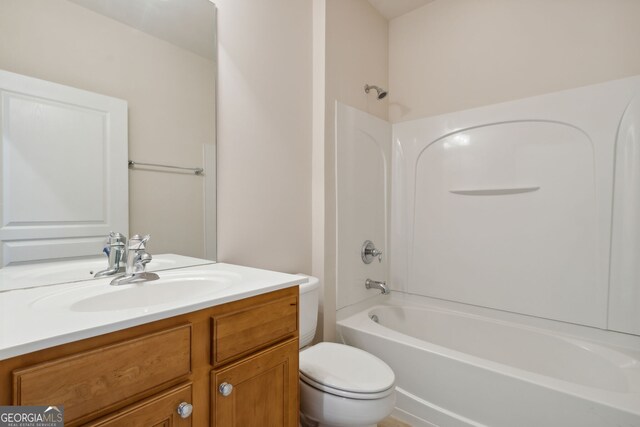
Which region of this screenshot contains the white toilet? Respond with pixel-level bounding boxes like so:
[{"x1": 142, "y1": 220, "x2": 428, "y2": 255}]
[{"x1": 298, "y1": 276, "x2": 396, "y2": 427}]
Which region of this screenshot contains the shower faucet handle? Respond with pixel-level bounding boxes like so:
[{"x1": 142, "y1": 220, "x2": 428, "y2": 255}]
[{"x1": 361, "y1": 240, "x2": 383, "y2": 264}]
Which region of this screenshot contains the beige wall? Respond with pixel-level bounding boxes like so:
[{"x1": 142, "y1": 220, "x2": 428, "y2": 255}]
[
  {"x1": 2, "y1": 0, "x2": 315, "y2": 274},
  {"x1": 312, "y1": 0, "x2": 327, "y2": 339},
  {"x1": 320, "y1": 0, "x2": 388, "y2": 340},
  {"x1": 215, "y1": 0, "x2": 312, "y2": 273},
  {"x1": 0, "y1": 0, "x2": 215, "y2": 258},
  {"x1": 389, "y1": 0, "x2": 640, "y2": 122},
  {"x1": 326, "y1": 0, "x2": 389, "y2": 123}
]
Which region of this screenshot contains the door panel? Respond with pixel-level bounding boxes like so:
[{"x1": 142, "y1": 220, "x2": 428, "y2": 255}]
[{"x1": 212, "y1": 339, "x2": 298, "y2": 427}]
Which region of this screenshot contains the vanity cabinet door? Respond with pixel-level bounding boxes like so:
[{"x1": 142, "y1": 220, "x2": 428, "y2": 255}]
[
  {"x1": 87, "y1": 383, "x2": 193, "y2": 427},
  {"x1": 211, "y1": 339, "x2": 298, "y2": 427}
]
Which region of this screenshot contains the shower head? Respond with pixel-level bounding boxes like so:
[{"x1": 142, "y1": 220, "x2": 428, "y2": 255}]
[{"x1": 364, "y1": 84, "x2": 388, "y2": 100}]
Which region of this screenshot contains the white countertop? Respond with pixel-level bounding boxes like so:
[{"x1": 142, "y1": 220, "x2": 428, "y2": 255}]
[{"x1": 0, "y1": 261, "x2": 306, "y2": 360}]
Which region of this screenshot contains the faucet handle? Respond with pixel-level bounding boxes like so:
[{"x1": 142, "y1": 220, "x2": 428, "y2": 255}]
[
  {"x1": 106, "y1": 231, "x2": 127, "y2": 245},
  {"x1": 361, "y1": 240, "x2": 383, "y2": 264},
  {"x1": 134, "y1": 252, "x2": 153, "y2": 273},
  {"x1": 129, "y1": 234, "x2": 150, "y2": 250},
  {"x1": 139, "y1": 252, "x2": 152, "y2": 265}
]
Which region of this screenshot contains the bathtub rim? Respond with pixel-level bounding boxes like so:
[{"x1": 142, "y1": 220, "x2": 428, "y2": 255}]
[
  {"x1": 336, "y1": 297, "x2": 640, "y2": 418},
  {"x1": 337, "y1": 291, "x2": 640, "y2": 354}
]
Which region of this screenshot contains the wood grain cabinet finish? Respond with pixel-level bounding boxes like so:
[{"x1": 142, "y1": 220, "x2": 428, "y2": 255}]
[
  {"x1": 13, "y1": 325, "x2": 191, "y2": 424},
  {"x1": 212, "y1": 339, "x2": 299, "y2": 427},
  {"x1": 0, "y1": 287, "x2": 299, "y2": 427},
  {"x1": 87, "y1": 383, "x2": 193, "y2": 427},
  {"x1": 212, "y1": 294, "x2": 297, "y2": 366}
]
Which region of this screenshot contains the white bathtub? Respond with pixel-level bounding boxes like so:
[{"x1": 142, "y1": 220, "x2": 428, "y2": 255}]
[{"x1": 337, "y1": 304, "x2": 640, "y2": 427}]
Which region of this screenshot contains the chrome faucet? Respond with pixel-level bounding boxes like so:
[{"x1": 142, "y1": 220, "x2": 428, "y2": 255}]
[
  {"x1": 110, "y1": 234, "x2": 158, "y2": 286},
  {"x1": 124, "y1": 234, "x2": 152, "y2": 275},
  {"x1": 94, "y1": 232, "x2": 127, "y2": 278},
  {"x1": 361, "y1": 240, "x2": 383, "y2": 264},
  {"x1": 365, "y1": 278, "x2": 390, "y2": 295}
]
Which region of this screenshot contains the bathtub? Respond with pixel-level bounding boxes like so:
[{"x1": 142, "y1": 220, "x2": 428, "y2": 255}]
[{"x1": 337, "y1": 303, "x2": 640, "y2": 427}]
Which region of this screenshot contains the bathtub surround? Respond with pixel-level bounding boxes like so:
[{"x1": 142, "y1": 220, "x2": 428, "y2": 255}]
[
  {"x1": 391, "y1": 77, "x2": 640, "y2": 331},
  {"x1": 334, "y1": 76, "x2": 640, "y2": 426},
  {"x1": 609, "y1": 93, "x2": 640, "y2": 334},
  {"x1": 336, "y1": 103, "x2": 391, "y2": 310},
  {"x1": 329, "y1": 3, "x2": 640, "y2": 416},
  {"x1": 318, "y1": 0, "x2": 389, "y2": 341},
  {"x1": 318, "y1": 0, "x2": 640, "y2": 342},
  {"x1": 335, "y1": 76, "x2": 640, "y2": 331}
]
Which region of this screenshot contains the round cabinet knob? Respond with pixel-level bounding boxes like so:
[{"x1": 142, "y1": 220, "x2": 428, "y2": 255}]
[
  {"x1": 177, "y1": 402, "x2": 193, "y2": 419},
  {"x1": 219, "y1": 382, "x2": 233, "y2": 397}
]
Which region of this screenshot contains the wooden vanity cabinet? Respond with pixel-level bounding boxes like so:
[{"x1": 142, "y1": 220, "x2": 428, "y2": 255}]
[
  {"x1": 88, "y1": 383, "x2": 194, "y2": 427},
  {"x1": 209, "y1": 290, "x2": 299, "y2": 427},
  {"x1": 0, "y1": 286, "x2": 299, "y2": 427},
  {"x1": 212, "y1": 340, "x2": 298, "y2": 427}
]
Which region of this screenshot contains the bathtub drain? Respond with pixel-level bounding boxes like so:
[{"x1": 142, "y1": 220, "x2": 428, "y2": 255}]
[{"x1": 370, "y1": 314, "x2": 379, "y2": 323}]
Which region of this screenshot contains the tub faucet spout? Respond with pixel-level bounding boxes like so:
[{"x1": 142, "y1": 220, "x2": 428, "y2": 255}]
[{"x1": 365, "y1": 278, "x2": 390, "y2": 295}]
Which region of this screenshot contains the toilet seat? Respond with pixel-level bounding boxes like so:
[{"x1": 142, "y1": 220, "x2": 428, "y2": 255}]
[{"x1": 299, "y1": 342, "x2": 395, "y2": 400}]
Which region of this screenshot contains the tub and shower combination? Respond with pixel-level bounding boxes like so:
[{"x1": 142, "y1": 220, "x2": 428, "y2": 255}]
[
  {"x1": 335, "y1": 77, "x2": 640, "y2": 426},
  {"x1": 338, "y1": 302, "x2": 640, "y2": 427}
]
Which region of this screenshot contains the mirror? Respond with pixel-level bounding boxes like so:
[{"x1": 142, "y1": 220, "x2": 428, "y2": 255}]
[{"x1": 0, "y1": 0, "x2": 216, "y2": 283}]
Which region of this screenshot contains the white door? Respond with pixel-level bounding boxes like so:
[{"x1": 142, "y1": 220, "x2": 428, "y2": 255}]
[{"x1": 0, "y1": 69, "x2": 128, "y2": 266}]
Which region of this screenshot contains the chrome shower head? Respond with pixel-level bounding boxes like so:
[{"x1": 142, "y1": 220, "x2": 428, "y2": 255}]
[{"x1": 364, "y1": 84, "x2": 388, "y2": 100}]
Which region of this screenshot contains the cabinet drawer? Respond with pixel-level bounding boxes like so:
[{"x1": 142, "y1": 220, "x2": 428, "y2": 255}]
[
  {"x1": 212, "y1": 294, "x2": 297, "y2": 365},
  {"x1": 88, "y1": 383, "x2": 193, "y2": 427},
  {"x1": 13, "y1": 324, "x2": 191, "y2": 424}
]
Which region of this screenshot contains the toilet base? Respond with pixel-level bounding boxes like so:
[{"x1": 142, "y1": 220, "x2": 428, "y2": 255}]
[{"x1": 299, "y1": 380, "x2": 395, "y2": 427}]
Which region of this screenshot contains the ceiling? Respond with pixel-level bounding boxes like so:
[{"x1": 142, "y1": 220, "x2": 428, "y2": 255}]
[
  {"x1": 68, "y1": 0, "x2": 430, "y2": 58},
  {"x1": 68, "y1": 0, "x2": 216, "y2": 60},
  {"x1": 368, "y1": 0, "x2": 434, "y2": 20}
]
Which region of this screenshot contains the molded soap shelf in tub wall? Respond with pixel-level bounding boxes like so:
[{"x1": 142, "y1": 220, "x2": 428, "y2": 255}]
[{"x1": 390, "y1": 75, "x2": 640, "y2": 331}]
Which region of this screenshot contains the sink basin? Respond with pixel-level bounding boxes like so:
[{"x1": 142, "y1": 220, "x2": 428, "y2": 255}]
[{"x1": 30, "y1": 270, "x2": 239, "y2": 312}]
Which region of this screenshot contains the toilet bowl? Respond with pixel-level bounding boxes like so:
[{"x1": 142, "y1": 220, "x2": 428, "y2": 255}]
[
  {"x1": 298, "y1": 276, "x2": 396, "y2": 427},
  {"x1": 299, "y1": 342, "x2": 396, "y2": 427}
]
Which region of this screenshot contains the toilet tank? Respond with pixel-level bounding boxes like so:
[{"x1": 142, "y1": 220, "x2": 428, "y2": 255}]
[{"x1": 297, "y1": 275, "x2": 319, "y2": 349}]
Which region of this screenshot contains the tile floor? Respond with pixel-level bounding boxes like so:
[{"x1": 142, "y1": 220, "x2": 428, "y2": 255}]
[{"x1": 378, "y1": 416, "x2": 412, "y2": 427}]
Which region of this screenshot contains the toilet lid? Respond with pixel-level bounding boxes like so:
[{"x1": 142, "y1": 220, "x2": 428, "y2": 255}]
[{"x1": 299, "y1": 342, "x2": 395, "y2": 398}]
